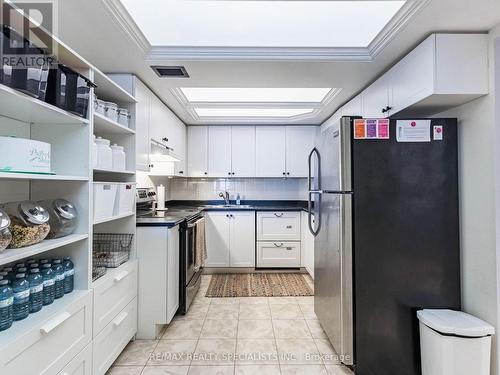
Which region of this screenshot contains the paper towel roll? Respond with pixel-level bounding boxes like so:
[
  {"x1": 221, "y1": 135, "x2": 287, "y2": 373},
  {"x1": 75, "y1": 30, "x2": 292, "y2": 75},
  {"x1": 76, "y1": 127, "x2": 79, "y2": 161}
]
[{"x1": 157, "y1": 184, "x2": 166, "y2": 211}]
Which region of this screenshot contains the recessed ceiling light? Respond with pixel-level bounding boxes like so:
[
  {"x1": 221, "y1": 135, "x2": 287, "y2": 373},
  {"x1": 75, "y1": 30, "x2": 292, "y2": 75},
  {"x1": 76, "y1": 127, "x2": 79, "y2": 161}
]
[
  {"x1": 194, "y1": 108, "x2": 315, "y2": 118},
  {"x1": 121, "y1": 1, "x2": 406, "y2": 48},
  {"x1": 180, "y1": 88, "x2": 332, "y2": 103}
]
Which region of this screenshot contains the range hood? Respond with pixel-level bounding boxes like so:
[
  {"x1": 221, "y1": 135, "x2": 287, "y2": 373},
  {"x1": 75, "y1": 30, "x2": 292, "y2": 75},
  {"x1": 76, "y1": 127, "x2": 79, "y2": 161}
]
[{"x1": 150, "y1": 139, "x2": 181, "y2": 162}]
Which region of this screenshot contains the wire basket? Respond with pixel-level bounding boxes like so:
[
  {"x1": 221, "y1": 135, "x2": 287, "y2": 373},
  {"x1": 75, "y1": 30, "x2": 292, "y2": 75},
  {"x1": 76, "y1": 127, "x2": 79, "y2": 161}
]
[
  {"x1": 93, "y1": 233, "x2": 133, "y2": 268},
  {"x1": 92, "y1": 266, "x2": 107, "y2": 282}
]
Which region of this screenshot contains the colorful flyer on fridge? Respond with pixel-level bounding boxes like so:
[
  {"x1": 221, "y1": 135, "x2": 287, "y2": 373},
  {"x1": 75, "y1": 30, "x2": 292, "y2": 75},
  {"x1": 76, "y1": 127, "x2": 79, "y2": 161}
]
[
  {"x1": 354, "y1": 119, "x2": 366, "y2": 139},
  {"x1": 396, "y1": 120, "x2": 431, "y2": 142},
  {"x1": 377, "y1": 119, "x2": 390, "y2": 139}
]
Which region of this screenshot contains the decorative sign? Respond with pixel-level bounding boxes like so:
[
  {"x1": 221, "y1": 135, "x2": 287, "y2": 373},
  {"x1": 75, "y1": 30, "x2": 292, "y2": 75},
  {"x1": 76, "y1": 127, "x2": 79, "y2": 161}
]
[
  {"x1": 396, "y1": 120, "x2": 431, "y2": 142},
  {"x1": 353, "y1": 119, "x2": 390, "y2": 140}
]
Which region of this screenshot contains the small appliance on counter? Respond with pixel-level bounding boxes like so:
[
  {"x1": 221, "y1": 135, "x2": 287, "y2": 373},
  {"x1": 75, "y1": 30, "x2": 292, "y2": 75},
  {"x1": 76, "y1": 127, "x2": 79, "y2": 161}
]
[{"x1": 136, "y1": 188, "x2": 157, "y2": 217}]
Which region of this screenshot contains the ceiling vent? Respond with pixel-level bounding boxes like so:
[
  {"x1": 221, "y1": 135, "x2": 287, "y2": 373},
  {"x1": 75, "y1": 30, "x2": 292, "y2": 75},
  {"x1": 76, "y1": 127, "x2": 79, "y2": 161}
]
[{"x1": 151, "y1": 66, "x2": 189, "y2": 78}]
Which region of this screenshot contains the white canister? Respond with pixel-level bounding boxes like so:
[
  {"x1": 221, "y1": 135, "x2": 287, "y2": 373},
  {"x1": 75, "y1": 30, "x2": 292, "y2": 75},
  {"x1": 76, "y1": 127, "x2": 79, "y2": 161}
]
[
  {"x1": 92, "y1": 135, "x2": 98, "y2": 169},
  {"x1": 95, "y1": 137, "x2": 112, "y2": 170},
  {"x1": 117, "y1": 108, "x2": 130, "y2": 127},
  {"x1": 111, "y1": 144, "x2": 126, "y2": 171},
  {"x1": 104, "y1": 101, "x2": 118, "y2": 122}
]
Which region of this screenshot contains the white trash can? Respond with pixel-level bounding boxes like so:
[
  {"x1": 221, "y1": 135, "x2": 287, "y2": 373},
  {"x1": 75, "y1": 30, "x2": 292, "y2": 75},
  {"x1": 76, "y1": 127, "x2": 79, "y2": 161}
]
[{"x1": 417, "y1": 309, "x2": 495, "y2": 375}]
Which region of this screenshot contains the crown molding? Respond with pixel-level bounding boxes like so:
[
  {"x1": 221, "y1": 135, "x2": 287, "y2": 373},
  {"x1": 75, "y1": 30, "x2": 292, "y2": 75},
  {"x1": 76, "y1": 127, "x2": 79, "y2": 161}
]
[
  {"x1": 102, "y1": 0, "x2": 151, "y2": 54},
  {"x1": 368, "y1": 0, "x2": 431, "y2": 58}
]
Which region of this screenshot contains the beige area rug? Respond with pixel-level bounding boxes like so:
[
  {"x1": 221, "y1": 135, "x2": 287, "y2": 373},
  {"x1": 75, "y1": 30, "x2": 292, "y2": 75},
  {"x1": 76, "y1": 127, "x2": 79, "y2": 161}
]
[{"x1": 206, "y1": 273, "x2": 314, "y2": 297}]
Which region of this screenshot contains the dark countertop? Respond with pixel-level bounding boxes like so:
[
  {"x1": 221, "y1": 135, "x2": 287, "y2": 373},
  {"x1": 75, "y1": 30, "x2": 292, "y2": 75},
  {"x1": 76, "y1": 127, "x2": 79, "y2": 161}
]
[{"x1": 136, "y1": 200, "x2": 308, "y2": 227}]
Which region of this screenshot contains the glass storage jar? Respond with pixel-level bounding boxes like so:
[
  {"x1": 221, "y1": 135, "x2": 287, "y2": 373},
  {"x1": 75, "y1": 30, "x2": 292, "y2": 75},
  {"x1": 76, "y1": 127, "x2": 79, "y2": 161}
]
[
  {"x1": 117, "y1": 108, "x2": 130, "y2": 127},
  {"x1": 94, "y1": 95, "x2": 106, "y2": 116},
  {"x1": 111, "y1": 144, "x2": 126, "y2": 171},
  {"x1": 1, "y1": 201, "x2": 50, "y2": 248},
  {"x1": 104, "y1": 101, "x2": 118, "y2": 122},
  {"x1": 38, "y1": 199, "x2": 77, "y2": 239},
  {"x1": 95, "y1": 137, "x2": 112, "y2": 170},
  {"x1": 0, "y1": 209, "x2": 12, "y2": 252}
]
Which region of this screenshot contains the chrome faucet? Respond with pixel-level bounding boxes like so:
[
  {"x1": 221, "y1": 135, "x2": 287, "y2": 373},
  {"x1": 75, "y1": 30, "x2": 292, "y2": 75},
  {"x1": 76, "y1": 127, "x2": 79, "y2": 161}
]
[{"x1": 219, "y1": 191, "x2": 230, "y2": 205}]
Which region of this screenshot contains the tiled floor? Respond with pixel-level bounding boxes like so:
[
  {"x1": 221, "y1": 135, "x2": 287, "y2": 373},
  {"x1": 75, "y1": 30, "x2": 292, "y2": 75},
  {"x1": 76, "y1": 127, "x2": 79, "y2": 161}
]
[{"x1": 107, "y1": 275, "x2": 353, "y2": 375}]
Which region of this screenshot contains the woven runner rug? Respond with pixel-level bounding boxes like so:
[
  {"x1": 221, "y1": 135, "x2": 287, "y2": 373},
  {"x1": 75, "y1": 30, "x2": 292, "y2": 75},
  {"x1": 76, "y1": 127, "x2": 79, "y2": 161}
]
[{"x1": 206, "y1": 273, "x2": 313, "y2": 297}]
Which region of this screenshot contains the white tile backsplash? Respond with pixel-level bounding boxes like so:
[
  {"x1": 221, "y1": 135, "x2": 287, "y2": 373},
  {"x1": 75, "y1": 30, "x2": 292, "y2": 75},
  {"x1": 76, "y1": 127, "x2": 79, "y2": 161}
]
[{"x1": 168, "y1": 178, "x2": 308, "y2": 201}]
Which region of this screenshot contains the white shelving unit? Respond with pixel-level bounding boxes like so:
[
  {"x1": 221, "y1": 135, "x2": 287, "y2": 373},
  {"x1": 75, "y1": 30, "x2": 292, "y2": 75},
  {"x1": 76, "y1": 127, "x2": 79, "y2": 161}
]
[{"x1": 0, "y1": 14, "x2": 137, "y2": 374}]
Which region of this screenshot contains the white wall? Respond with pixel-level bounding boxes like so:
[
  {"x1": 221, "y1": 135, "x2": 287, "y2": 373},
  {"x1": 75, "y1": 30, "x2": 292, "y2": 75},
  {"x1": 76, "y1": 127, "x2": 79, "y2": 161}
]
[{"x1": 434, "y1": 23, "x2": 500, "y2": 375}]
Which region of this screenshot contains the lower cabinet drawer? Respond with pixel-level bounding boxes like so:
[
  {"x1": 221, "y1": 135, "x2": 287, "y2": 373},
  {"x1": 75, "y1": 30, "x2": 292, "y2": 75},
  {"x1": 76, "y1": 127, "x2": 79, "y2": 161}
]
[
  {"x1": 93, "y1": 297, "x2": 138, "y2": 375},
  {"x1": 93, "y1": 260, "x2": 138, "y2": 335},
  {"x1": 0, "y1": 291, "x2": 92, "y2": 375},
  {"x1": 257, "y1": 241, "x2": 301, "y2": 268},
  {"x1": 58, "y1": 342, "x2": 92, "y2": 375}
]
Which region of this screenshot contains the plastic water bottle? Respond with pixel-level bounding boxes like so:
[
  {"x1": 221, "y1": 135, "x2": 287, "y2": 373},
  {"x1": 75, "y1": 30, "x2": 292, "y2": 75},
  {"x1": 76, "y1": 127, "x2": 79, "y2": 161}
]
[
  {"x1": 62, "y1": 257, "x2": 74, "y2": 294},
  {"x1": 0, "y1": 279, "x2": 13, "y2": 331},
  {"x1": 29, "y1": 263, "x2": 39, "y2": 269},
  {"x1": 52, "y1": 260, "x2": 65, "y2": 299},
  {"x1": 41, "y1": 264, "x2": 55, "y2": 306},
  {"x1": 26, "y1": 259, "x2": 37, "y2": 266},
  {"x1": 14, "y1": 263, "x2": 26, "y2": 269},
  {"x1": 27, "y1": 268, "x2": 43, "y2": 313},
  {"x1": 12, "y1": 273, "x2": 30, "y2": 321},
  {"x1": 39, "y1": 259, "x2": 50, "y2": 265},
  {"x1": 2, "y1": 267, "x2": 14, "y2": 282}
]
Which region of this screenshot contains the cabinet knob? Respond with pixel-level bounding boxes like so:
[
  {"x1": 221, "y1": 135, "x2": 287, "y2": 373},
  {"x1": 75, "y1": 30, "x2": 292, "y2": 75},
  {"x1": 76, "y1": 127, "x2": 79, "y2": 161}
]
[
  {"x1": 282, "y1": 172, "x2": 286, "y2": 176},
  {"x1": 204, "y1": 172, "x2": 208, "y2": 175},
  {"x1": 149, "y1": 164, "x2": 154, "y2": 168},
  {"x1": 162, "y1": 137, "x2": 169, "y2": 142},
  {"x1": 228, "y1": 172, "x2": 231, "y2": 175},
  {"x1": 226, "y1": 214, "x2": 230, "y2": 218},
  {"x1": 286, "y1": 172, "x2": 290, "y2": 176}
]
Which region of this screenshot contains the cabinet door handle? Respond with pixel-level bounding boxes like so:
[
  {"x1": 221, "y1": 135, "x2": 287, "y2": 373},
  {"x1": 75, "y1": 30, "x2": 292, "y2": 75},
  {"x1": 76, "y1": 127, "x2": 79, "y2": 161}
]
[
  {"x1": 162, "y1": 137, "x2": 169, "y2": 142},
  {"x1": 178, "y1": 171, "x2": 184, "y2": 174},
  {"x1": 40, "y1": 311, "x2": 72, "y2": 334},
  {"x1": 273, "y1": 243, "x2": 284, "y2": 247},
  {"x1": 381, "y1": 106, "x2": 392, "y2": 114},
  {"x1": 274, "y1": 213, "x2": 284, "y2": 217},
  {"x1": 114, "y1": 270, "x2": 129, "y2": 282},
  {"x1": 113, "y1": 311, "x2": 129, "y2": 327},
  {"x1": 286, "y1": 225, "x2": 292, "y2": 229}
]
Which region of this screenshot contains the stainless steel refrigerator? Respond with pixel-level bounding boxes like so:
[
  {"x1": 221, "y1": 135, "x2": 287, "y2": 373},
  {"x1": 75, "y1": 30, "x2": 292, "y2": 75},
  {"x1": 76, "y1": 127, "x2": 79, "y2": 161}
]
[{"x1": 307, "y1": 116, "x2": 461, "y2": 375}]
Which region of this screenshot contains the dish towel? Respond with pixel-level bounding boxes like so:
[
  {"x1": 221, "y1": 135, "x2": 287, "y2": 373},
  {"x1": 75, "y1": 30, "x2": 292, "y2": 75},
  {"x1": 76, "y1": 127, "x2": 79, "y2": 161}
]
[{"x1": 194, "y1": 217, "x2": 207, "y2": 271}]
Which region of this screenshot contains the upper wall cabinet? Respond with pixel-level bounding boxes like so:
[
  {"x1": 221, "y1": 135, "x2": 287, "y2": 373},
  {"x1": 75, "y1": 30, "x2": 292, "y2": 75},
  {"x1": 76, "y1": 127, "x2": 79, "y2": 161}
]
[
  {"x1": 231, "y1": 126, "x2": 256, "y2": 177},
  {"x1": 357, "y1": 33, "x2": 488, "y2": 119},
  {"x1": 208, "y1": 126, "x2": 232, "y2": 177},
  {"x1": 134, "y1": 80, "x2": 152, "y2": 172},
  {"x1": 188, "y1": 126, "x2": 209, "y2": 177},
  {"x1": 285, "y1": 126, "x2": 316, "y2": 178},
  {"x1": 341, "y1": 95, "x2": 362, "y2": 117},
  {"x1": 256, "y1": 127, "x2": 287, "y2": 178}
]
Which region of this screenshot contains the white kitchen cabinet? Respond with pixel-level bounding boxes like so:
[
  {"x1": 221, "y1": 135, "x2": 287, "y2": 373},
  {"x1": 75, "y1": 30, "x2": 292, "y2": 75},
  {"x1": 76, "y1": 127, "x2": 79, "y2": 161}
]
[
  {"x1": 256, "y1": 126, "x2": 286, "y2": 177},
  {"x1": 257, "y1": 241, "x2": 301, "y2": 268},
  {"x1": 206, "y1": 211, "x2": 256, "y2": 267},
  {"x1": 230, "y1": 211, "x2": 256, "y2": 267},
  {"x1": 57, "y1": 343, "x2": 92, "y2": 375},
  {"x1": 341, "y1": 95, "x2": 362, "y2": 117},
  {"x1": 257, "y1": 211, "x2": 301, "y2": 241},
  {"x1": 92, "y1": 260, "x2": 138, "y2": 336},
  {"x1": 188, "y1": 126, "x2": 209, "y2": 177},
  {"x1": 136, "y1": 225, "x2": 180, "y2": 339},
  {"x1": 174, "y1": 122, "x2": 187, "y2": 176},
  {"x1": 208, "y1": 126, "x2": 232, "y2": 177},
  {"x1": 301, "y1": 211, "x2": 315, "y2": 279},
  {"x1": 0, "y1": 291, "x2": 92, "y2": 375},
  {"x1": 206, "y1": 211, "x2": 231, "y2": 267},
  {"x1": 93, "y1": 298, "x2": 138, "y2": 375},
  {"x1": 285, "y1": 126, "x2": 316, "y2": 177},
  {"x1": 388, "y1": 33, "x2": 488, "y2": 117},
  {"x1": 361, "y1": 73, "x2": 391, "y2": 118},
  {"x1": 231, "y1": 126, "x2": 256, "y2": 177},
  {"x1": 134, "y1": 79, "x2": 152, "y2": 171}
]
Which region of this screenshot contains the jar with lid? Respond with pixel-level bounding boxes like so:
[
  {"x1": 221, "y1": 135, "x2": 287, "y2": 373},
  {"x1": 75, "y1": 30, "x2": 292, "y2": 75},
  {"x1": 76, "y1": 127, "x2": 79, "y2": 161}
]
[
  {"x1": 93, "y1": 94, "x2": 106, "y2": 116},
  {"x1": 0, "y1": 209, "x2": 12, "y2": 252},
  {"x1": 38, "y1": 199, "x2": 78, "y2": 239},
  {"x1": 111, "y1": 144, "x2": 126, "y2": 171},
  {"x1": 1, "y1": 201, "x2": 50, "y2": 248},
  {"x1": 92, "y1": 135, "x2": 98, "y2": 169},
  {"x1": 104, "y1": 101, "x2": 118, "y2": 122},
  {"x1": 117, "y1": 108, "x2": 130, "y2": 127},
  {"x1": 95, "y1": 136, "x2": 112, "y2": 170}
]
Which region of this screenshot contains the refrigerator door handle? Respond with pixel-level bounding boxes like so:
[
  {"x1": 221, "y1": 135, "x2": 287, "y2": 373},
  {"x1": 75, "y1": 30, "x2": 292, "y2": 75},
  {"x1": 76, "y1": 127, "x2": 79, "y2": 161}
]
[
  {"x1": 308, "y1": 191, "x2": 322, "y2": 237},
  {"x1": 308, "y1": 147, "x2": 321, "y2": 191}
]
